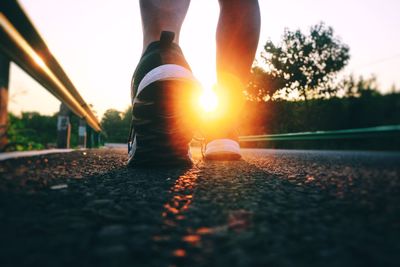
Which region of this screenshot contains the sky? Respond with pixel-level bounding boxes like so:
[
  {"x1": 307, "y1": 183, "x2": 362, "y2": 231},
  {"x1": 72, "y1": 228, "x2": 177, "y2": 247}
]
[{"x1": 8, "y1": 0, "x2": 400, "y2": 119}]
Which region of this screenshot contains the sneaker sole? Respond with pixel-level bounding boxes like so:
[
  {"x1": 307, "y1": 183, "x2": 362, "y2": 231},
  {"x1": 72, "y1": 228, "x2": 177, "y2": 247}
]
[{"x1": 128, "y1": 78, "x2": 201, "y2": 167}]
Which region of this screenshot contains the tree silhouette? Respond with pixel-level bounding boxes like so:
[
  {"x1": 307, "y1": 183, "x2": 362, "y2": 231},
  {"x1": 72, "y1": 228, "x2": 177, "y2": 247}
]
[
  {"x1": 340, "y1": 75, "x2": 380, "y2": 98},
  {"x1": 100, "y1": 108, "x2": 132, "y2": 143},
  {"x1": 101, "y1": 109, "x2": 123, "y2": 142},
  {"x1": 248, "y1": 22, "x2": 350, "y2": 101},
  {"x1": 246, "y1": 66, "x2": 286, "y2": 101}
]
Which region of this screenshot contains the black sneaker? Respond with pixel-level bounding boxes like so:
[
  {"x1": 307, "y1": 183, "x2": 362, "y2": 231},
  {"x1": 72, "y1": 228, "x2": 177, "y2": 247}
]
[{"x1": 128, "y1": 31, "x2": 201, "y2": 167}]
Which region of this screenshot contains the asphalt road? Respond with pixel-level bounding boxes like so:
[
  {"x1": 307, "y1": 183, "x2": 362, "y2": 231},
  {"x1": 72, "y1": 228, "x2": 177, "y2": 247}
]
[{"x1": 0, "y1": 148, "x2": 399, "y2": 267}]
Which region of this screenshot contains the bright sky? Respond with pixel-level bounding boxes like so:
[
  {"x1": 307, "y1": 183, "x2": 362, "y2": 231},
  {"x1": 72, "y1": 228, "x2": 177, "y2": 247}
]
[{"x1": 8, "y1": 0, "x2": 400, "y2": 118}]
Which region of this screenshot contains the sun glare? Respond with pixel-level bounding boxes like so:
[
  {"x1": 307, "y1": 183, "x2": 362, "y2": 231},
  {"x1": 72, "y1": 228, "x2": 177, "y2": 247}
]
[{"x1": 199, "y1": 89, "x2": 218, "y2": 113}]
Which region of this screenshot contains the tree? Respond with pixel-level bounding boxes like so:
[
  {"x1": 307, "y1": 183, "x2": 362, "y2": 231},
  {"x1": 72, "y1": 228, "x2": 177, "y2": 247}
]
[
  {"x1": 120, "y1": 106, "x2": 132, "y2": 141},
  {"x1": 100, "y1": 108, "x2": 132, "y2": 143},
  {"x1": 245, "y1": 66, "x2": 286, "y2": 101},
  {"x1": 248, "y1": 22, "x2": 350, "y2": 101},
  {"x1": 6, "y1": 112, "x2": 58, "y2": 151},
  {"x1": 340, "y1": 75, "x2": 380, "y2": 98},
  {"x1": 101, "y1": 109, "x2": 124, "y2": 143}
]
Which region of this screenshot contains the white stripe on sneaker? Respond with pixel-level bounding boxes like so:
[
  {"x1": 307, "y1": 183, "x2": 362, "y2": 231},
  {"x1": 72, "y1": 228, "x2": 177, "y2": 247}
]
[{"x1": 137, "y1": 64, "x2": 196, "y2": 95}]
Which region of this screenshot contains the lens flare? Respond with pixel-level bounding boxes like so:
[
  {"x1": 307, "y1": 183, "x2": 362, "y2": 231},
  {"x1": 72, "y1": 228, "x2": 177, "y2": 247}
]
[{"x1": 199, "y1": 89, "x2": 218, "y2": 113}]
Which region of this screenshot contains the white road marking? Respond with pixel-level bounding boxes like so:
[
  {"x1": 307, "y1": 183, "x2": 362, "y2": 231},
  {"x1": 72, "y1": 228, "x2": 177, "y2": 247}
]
[{"x1": 0, "y1": 149, "x2": 74, "y2": 161}]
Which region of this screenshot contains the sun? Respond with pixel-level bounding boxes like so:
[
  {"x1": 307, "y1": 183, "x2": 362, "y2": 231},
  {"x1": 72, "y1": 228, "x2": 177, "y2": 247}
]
[{"x1": 199, "y1": 89, "x2": 218, "y2": 113}]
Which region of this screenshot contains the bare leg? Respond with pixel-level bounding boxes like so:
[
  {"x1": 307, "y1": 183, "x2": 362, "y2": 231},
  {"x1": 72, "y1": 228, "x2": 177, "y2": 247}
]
[
  {"x1": 216, "y1": 0, "x2": 261, "y2": 85},
  {"x1": 139, "y1": 0, "x2": 191, "y2": 51}
]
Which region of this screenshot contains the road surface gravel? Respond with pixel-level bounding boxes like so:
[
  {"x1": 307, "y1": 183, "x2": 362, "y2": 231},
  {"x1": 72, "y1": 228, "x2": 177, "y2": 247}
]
[{"x1": 0, "y1": 148, "x2": 399, "y2": 267}]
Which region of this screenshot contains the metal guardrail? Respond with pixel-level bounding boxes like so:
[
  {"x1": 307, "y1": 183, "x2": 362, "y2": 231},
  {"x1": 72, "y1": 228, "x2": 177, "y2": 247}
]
[
  {"x1": 239, "y1": 125, "x2": 400, "y2": 142},
  {"x1": 0, "y1": 0, "x2": 101, "y2": 132}
]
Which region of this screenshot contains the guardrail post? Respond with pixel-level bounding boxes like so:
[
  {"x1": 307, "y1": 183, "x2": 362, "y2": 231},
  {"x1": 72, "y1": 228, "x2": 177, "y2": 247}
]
[
  {"x1": 0, "y1": 53, "x2": 10, "y2": 151},
  {"x1": 94, "y1": 132, "x2": 102, "y2": 148},
  {"x1": 57, "y1": 103, "x2": 71, "y2": 148},
  {"x1": 87, "y1": 127, "x2": 94, "y2": 148},
  {"x1": 78, "y1": 119, "x2": 87, "y2": 148},
  {"x1": 87, "y1": 127, "x2": 91, "y2": 148},
  {"x1": 98, "y1": 133, "x2": 102, "y2": 147},
  {"x1": 92, "y1": 131, "x2": 99, "y2": 148}
]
